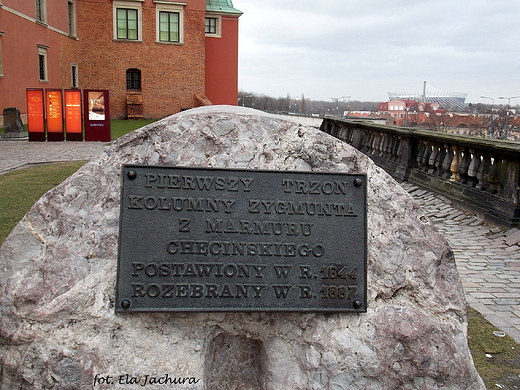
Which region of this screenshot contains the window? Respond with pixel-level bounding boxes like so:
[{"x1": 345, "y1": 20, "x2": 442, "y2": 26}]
[
  {"x1": 155, "y1": 2, "x2": 184, "y2": 44},
  {"x1": 38, "y1": 45, "x2": 48, "y2": 82},
  {"x1": 71, "y1": 64, "x2": 78, "y2": 88},
  {"x1": 205, "y1": 14, "x2": 221, "y2": 37},
  {"x1": 117, "y1": 8, "x2": 138, "y2": 39},
  {"x1": 113, "y1": 1, "x2": 142, "y2": 41},
  {"x1": 159, "y1": 11, "x2": 179, "y2": 42},
  {"x1": 126, "y1": 68, "x2": 141, "y2": 91},
  {"x1": 68, "y1": 0, "x2": 76, "y2": 36},
  {"x1": 205, "y1": 17, "x2": 217, "y2": 34},
  {"x1": 36, "y1": 0, "x2": 46, "y2": 23}
]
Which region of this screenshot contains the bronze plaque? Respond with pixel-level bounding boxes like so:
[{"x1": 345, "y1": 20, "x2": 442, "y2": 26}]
[{"x1": 116, "y1": 166, "x2": 367, "y2": 312}]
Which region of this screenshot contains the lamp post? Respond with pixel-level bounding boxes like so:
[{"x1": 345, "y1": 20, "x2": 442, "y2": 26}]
[
  {"x1": 289, "y1": 95, "x2": 300, "y2": 113},
  {"x1": 481, "y1": 96, "x2": 494, "y2": 138},
  {"x1": 331, "y1": 96, "x2": 351, "y2": 116},
  {"x1": 498, "y1": 95, "x2": 520, "y2": 140}
]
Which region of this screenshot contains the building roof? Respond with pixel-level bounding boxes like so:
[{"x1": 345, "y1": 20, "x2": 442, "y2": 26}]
[
  {"x1": 388, "y1": 92, "x2": 468, "y2": 111},
  {"x1": 206, "y1": 0, "x2": 243, "y2": 15}
]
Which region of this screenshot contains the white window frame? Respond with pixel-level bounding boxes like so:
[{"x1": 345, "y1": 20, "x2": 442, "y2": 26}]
[
  {"x1": 155, "y1": 2, "x2": 184, "y2": 44},
  {"x1": 113, "y1": 0, "x2": 144, "y2": 42},
  {"x1": 68, "y1": 0, "x2": 76, "y2": 37},
  {"x1": 38, "y1": 45, "x2": 48, "y2": 82},
  {"x1": 36, "y1": 0, "x2": 47, "y2": 23},
  {"x1": 0, "y1": 32, "x2": 3, "y2": 78},
  {"x1": 205, "y1": 14, "x2": 222, "y2": 38}
]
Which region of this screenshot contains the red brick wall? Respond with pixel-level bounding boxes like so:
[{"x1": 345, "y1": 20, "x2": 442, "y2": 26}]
[{"x1": 73, "y1": 0, "x2": 207, "y2": 119}]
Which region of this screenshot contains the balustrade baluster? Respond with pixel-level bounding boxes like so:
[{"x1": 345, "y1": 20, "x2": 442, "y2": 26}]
[
  {"x1": 388, "y1": 134, "x2": 401, "y2": 163},
  {"x1": 347, "y1": 126, "x2": 354, "y2": 144},
  {"x1": 487, "y1": 157, "x2": 502, "y2": 194},
  {"x1": 450, "y1": 146, "x2": 461, "y2": 182},
  {"x1": 379, "y1": 133, "x2": 390, "y2": 160},
  {"x1": 458, "y1": 148, "x2": 471, "y2": 185},
  {"x1": 361, "y1": 130, "x2": 372, "y2": 153},
  {"x1": 336, "y1": 125, "x2": 345, "y2": 143},
  {"x1": 442, "y1": 147, "x2": 454, "y2": 179},
  {"x1": 422, "y1": 142, "x2": 432, "y2": 172},
  {"x1": 388, "y1": 134, "x2": 396, "y2": 161},
  {"x1": 396, "y1": 138, "x2": 403, "y2": 165},
  {"x1": 434, "y1": 145, "x2": 447, "y2": 177},
  {"x1": 476, "y1": 155, "x2": 492, "y2": 191},
  {"x1": 416, "y1": 142, "x2": 426, "y2": 170},
  {"x1": 428, "y1": 145, "x2": 439, "y2": 174},
  {"x1": 371, "y1": 132, "x2": 380, "y2": 157},
  {"x1": 486, "y1": 156, "x2": 504, "y2": 194},
  {"x1": 467, "y1": 149, "x2": 481, "y2": 188}
]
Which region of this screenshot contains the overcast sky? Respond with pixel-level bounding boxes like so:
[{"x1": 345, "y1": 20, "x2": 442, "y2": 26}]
[{"x1": 237, "y1": 0, "x2": 520, "y2": 104}]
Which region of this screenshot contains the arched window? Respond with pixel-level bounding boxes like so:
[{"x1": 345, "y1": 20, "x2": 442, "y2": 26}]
[{"x1": 126, "y1": 68, "x2": 141, "y2": 92}]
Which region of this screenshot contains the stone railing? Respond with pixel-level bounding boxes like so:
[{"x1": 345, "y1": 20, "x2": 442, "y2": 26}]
[{"x1": 320, "y1": 117, "x2": 520, "y2": 227}]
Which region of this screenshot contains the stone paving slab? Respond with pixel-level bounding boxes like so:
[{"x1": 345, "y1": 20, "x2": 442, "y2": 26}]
[
  {"x1": 403, "y1": 182, "x2": 520, "y2": 344},
  {"x1": 1, "y1": 140, "x2": 519, "y2": 344}
]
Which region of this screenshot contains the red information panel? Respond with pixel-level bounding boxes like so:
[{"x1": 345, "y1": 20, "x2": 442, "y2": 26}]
[
  {"x1": 84, "y1": 90, "x2": 111, "y2": 142},
  {"x1": 26, "y1": 88, "x2": 45, "y2": 141},
  {"x1": 65, "y1": 89, "x2": 83, "y2": 141},
  {"x1": 45, "y1": 89, "x2": 64, "y2": 141}
]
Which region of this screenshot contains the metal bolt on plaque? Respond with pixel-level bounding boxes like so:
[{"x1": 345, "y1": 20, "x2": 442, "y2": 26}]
[{"x1": 116, "y1": 166, "x2": 367, "y2": 313}]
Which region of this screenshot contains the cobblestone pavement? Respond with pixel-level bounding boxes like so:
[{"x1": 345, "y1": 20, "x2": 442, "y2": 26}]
[
  {"x1": 402, "y1": 183, "x2": 520, "y2": 344},
  {"x1": 0, "y1": 140, "x2": 108, "y2": 174},
  {"x1": 1, "y1": 140, "x2": 519, "y2": 343}
]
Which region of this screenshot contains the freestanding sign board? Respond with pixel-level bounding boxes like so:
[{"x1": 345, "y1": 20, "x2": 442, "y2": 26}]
[
  {"x1": 26, "y1": 88, "x2": 45, "y2": 141},
  {"x1": 65, "y1": 89, "x2": 83, "y2": 141},
  {"x1": 45, "y1": 89, "x2": 64, "y2": 141},
  {"x1": 84, "y1": 90, "x2": 111, "y2": 142},
  {"x1": 116, "y1": 166, "x2": 367, "y2": 313}
]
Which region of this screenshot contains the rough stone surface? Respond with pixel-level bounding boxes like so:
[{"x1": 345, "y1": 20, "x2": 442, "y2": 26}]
[{"x1": 0, "y1": 106, "x2": 484, "y2": 389}]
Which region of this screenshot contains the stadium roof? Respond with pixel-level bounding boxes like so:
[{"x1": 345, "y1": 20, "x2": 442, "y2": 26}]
[{"x1": 388, "y1": 92, "x2": 468, "y2": 111}]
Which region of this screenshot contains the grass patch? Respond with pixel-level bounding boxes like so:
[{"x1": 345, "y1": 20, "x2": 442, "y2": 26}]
[
  {"x1": 110, "y1": 119, "x2": 156, "y2": 140},
  {"x1": 0, "y1": 162, "x2": 86, "y2": 244},
  {"x1": 467, "y1": 307, "x2": 520, "y2": 389}
]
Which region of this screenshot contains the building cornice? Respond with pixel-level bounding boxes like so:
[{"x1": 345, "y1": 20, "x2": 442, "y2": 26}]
[
  {"x1": 153, "y1": 1, "x2": 187, "y2": 5},
  {"x1": 1, "y1": 4, "x2": 74, "y2": 38}
]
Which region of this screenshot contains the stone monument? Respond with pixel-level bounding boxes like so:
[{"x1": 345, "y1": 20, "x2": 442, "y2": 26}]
[
  {"x1": 0, "y1": 106, "x2": 484, "y2": 389},
  {"x1": 1, "y1": 107, "x2": 27, "y2": 139}
]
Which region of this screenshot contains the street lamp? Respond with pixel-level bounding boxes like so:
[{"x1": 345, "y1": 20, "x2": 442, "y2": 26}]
[
  {"x1": 331, "y1": 96, "x2": 351, "y2": 116},
  {"x1": 481, "y1": 96, "x2": 494, "y2": 138},
  {"x1": 498, "y1": 95, "x2": 520, "y2": 140},
  {"x1": 289, "y1": 95, "x2": 300, "y2": 113}
]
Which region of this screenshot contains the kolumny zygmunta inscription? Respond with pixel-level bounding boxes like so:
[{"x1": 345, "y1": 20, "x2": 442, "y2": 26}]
[{"x1": 116, "y1": 166, "x2": 367, "y2": 312}]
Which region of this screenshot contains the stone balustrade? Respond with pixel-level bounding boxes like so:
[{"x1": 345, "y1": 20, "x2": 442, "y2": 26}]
[{"x1": 321, "y1": 117, "x2": 520, "y2": 227}]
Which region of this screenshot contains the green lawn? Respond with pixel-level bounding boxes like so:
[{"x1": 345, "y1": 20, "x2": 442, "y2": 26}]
[
  {"x1": 0, "y1": 162, "x2": 86, "y2": 243},
  {"x1": 110, "y1": 118, "x2": 156, "y2": 140}
]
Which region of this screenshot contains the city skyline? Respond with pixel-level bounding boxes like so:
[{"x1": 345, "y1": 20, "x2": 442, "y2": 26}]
[{"x1": 237, "y1": 0, "x2": 520, "y2": 104}]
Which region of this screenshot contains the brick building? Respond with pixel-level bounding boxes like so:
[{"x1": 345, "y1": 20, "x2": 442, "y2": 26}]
[{"x1": 0, "y1": 0, "x2": 242, "y2": 121}]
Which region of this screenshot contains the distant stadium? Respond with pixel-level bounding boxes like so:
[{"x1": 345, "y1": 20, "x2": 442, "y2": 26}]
[{"x1": 388, "y1": 87, "x2": 468, "y2": 111}]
